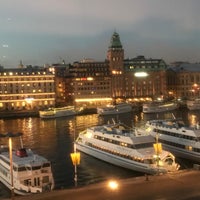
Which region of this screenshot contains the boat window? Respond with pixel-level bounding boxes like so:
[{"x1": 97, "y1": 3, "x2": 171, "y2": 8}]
[
  {"x1": 32, "y1": 165, "x2": 42, "y2": 170},
  {"x1": 24, "y1": 179, "x2": 31, "y2": 186},
  {"x1": 135, "y1": 142, "x2": 153, "y2": 149},
  {"x1": 18, "y1": 166, "x2": 27, "y2": 171},
  {"x1": 154, "y1": 128, "x2": 197, "y2": 141},
  {"x1": 42, "y1": 176, "x2": 50, "y2": 183},
  {"x1": 43, "y1": 162, "x2": 50, "y2": 168}
]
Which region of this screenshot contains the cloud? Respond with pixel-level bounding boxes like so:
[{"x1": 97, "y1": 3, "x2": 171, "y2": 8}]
[{"x1": 1, "y1": 0, "x2": 200, "y2": 67}]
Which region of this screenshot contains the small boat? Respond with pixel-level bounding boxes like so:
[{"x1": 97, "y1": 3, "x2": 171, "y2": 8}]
[
  {"x1": 142, "y1": 101, "x2": 178, "y2": 113},
  {"x1": 97, "y1": 103, "x2": 132, "y2": 115},
  {"x1": 186, "y1": 99, "x2": 200, "y2": 110},
  {"x1": 142, "y1": 119, "x2": 200, "y2": 163},
  {"x1": 0, "y1": 137, "x2": 54, "y2": 195},
  {"x1": 76, "y1": 122, "x2": 179, "y2": 175},
  {"x1": 39, "y1": 106, "x2": 76, "y2": 119}
]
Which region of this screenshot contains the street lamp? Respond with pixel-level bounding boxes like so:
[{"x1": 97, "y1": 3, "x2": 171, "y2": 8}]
[
  {"x1": 0, "y1": 132, "x2": 23, "y2": 199},
  {"x1": 70, "y1": 120, "x2": 80, "y2": 187},
  {"x1": 70, "y1": 143, "x2": 80, "y2": 187}
]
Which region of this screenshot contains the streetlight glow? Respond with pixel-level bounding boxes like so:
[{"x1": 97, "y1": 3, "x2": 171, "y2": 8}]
[{"x1": 108, "y1": 180, "x2": 119, "y2": 190}]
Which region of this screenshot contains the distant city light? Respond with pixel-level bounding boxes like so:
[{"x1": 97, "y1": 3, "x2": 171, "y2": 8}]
[
  {"x1": 75, "y1": 98, "x2": 112, "y2": 102},
  {"x1": 2, "y1": 44, "x2": 8, "y2": 48},
  {"x1": 134, "y1": 72, "x2": 148, "y2": 77}
]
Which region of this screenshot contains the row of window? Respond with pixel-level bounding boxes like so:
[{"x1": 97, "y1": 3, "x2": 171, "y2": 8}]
[
  {"x1": 0, "y1": 77, "x2": 53, "y2": 81},
  {"x1": 94, "y1": 134, "x2": 153, "y2": 149},
  {"x1": 159, "y1": 138, "x2": 200, "y2": 153},
  {"x1": 86, "y1": 142, "x2": 153, "y2": 164},
  {"x1": 154, "y1": 128, "x2": 200, "y2": 141}
]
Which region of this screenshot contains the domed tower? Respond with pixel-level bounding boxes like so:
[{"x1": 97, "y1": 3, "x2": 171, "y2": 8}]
[{"x1": 107, "y1": 31, "x2": 125, "y2": 99}]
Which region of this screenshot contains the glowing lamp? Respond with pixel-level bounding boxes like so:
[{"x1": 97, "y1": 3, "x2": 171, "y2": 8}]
[
  {"x1": 134, "y1": 72, "x2": 148, "y2": 77},
  {"x1": 70, "y1": 152, "x2": 80, "y2": 165},
  {"x1": 153, "y1": 143, "x2": 162, "y2": 154}
]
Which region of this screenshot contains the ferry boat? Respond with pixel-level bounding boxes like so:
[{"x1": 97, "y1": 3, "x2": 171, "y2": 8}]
[
  {"x1": 142, "y1": 101, "x2": 178, "y2": 113},
  {"x1": 39, "y1": 106, "x2": 76, "y2": 119},
  {"x1": 186, "y1": 99, "x2": 200, "y2": 110},
  {"x1": 97, "y1": 103, "x2": 132, "y2": 115},
  {"x1": 76, "y1": 122, "x2": 179, "y2": 175},
  {"x1": 0, "y1": 145, "x2": 54, "y2": 195},
  {"x1": 0, "y1": 147, "x2": 54, "y2": 195},
  {"x1": 142, "y1": 119, "x2": 200, "y2": 163}
]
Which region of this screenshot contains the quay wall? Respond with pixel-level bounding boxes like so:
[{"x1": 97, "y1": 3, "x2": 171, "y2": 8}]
[{"x1": 3, "y1": 169, "x2": 200, "y2": 200}]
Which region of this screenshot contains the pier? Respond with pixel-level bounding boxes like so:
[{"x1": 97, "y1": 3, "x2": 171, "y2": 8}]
[{"x1": 4, "y1": 169, "x2": 200, "y2": 200}]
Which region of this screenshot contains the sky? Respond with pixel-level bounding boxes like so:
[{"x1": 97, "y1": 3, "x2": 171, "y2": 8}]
[{"x1": 1, "y1": 0, "x2": 200, "y2": 68}]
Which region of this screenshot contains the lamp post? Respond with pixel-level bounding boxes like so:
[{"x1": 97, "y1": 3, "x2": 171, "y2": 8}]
[
  {"x1": 0, "y1": 132, "x2": 23, "y2": 200},
  {"x1": 70, "y1": 120, "x2": 80, "y2": 187}
]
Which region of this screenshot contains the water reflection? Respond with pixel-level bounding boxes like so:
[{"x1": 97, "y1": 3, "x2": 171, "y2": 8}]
[{"x1": 0, "y1": 108, "x2": 200, "y2": 197}]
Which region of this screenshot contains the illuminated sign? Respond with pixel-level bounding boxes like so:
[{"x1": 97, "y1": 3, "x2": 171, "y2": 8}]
[{"x1": 134, "y1": 72, "x2": 148, "y2": 77}]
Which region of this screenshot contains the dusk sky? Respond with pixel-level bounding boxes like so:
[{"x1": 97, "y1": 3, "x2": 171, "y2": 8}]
[{"x1": 1, "y1": 0, "x2": 200, "y2": 68}]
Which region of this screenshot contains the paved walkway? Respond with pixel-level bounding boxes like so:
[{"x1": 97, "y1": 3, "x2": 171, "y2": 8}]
[{"x1": 3, "y1": 169, "x2": 200, "y2": 200}]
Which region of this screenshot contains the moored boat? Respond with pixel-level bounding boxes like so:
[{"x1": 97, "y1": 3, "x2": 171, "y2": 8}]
[
  {"x1": 97, "y1": 103, "x2": 132, "y2": 115},
  {"x1": 76, "y1": 122, "x2": 179, "y2": 175},
  {"x1": 39, "y1": 106, "x2": 76, "y2": 119},
  {"x1": 142, "y1": 119, "x2": 200, "y2": 163},
  {"x1": 142, "y1": 101, "x2": 178, "y2": 113},
  {"x1": 0, "y1": 135, "x2": 54, "y2": 195},
  {"x1": 186, "y1": 99, "x2": 200, "y2": 111}
]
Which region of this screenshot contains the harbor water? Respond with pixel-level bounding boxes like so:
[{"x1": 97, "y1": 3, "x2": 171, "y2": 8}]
[{"x1": 0, "y1": 108, "x2": 199, "y2": 198}]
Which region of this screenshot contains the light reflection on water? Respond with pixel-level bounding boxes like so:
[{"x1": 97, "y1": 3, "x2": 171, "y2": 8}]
[{"x1": 0, "y1": 108, "x2": 199, "y2": 197}]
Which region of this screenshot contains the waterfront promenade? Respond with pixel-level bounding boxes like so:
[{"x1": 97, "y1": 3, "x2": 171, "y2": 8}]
[{"x1": 3, "y1": 169, "x2": 200, "y2": 200}]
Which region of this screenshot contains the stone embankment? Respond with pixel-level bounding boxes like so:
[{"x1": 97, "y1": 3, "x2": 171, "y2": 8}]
[{"x1": 3, "y1": 169, "x2": 200, "y2": 200}]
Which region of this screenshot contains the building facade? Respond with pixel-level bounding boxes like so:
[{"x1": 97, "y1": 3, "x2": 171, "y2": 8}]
[
  {"x1": 0, "y1": 65, "x2": 55, "y2": 111},
  {"x1": 171, "y1": 63, "x2": 200, "y2": 99},
  {"x1": 70, "y1": 59, "x2": 112, "y2": 107},
  {"x1": 124, "y1": 56, "x2": 168, "y2": 101},
  {"x1": 1, "y1": 32, "x2": 199, "y2": 113}
]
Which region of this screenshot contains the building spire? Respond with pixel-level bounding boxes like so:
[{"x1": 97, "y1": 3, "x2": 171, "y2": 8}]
[
  {"x1": 109, "y1": 31, "x2": 122, "y2": 49},
  {"x1": 18, "y1": 60, "x2": 24, "y2": 68}
]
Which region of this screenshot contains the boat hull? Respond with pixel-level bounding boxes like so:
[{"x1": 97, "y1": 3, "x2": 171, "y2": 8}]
[
  {"x1": 76, "y1": 143, "x2": 166, "y2": 175},
  {"x1": 146, "y1": 120, "x2": 200, "y2": 163},
  {"x1": 39, "y1": 106, "x2": 76, "y2": 119},
  {"x1": 187, "y1": 100, "x2": 200, "y2": 111},
  {"x1": 143, "y1": 102, "x2": 178, "y2": 113},
  {"x1": 97, "y1": 104, "x2": 132, "y2": 116},
  {"x1": 160, "y1": 143, "x2": 200, "y2": 163}
]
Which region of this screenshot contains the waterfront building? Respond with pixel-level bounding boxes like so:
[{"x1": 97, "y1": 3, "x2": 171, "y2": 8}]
[
  {"x1": 170, "y1": 63, "x2": 200, "y2": 99},
  {"x1": 70, "y1": 59, "x2": 112, "y2": 107},
  {"x1": 52, "y1": 62, "x2": 74, "y2": 107},
  {"x1": 124, "y1": 55, "x2": 168, "y2": 101},
  {"x1": 0, "y1": 65, "x2": 55, "y2": 111}
]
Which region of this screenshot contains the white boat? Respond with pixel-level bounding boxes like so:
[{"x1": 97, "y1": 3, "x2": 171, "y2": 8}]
[
  {"x1": 0, "y1": 146, "x2": 54, "y2": 195},
  {"x1": 76, "y1": 122, "x2": 179, "y2": 175},
  {"x1": 97, "y1": 103, "x2": 132, "y2": 115},
  {"x1": 142, "y1": 101, "x2": 178, "y2": 113},
  {"x1": 39, "y1": 106, "x2": 76, "y2": 119},
  {"x1": 142, "y1": 119, "x2": 200, "y2": 163},
  {"x1": 187, "y1": 99, "x2": 200, "y2": 110}
]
